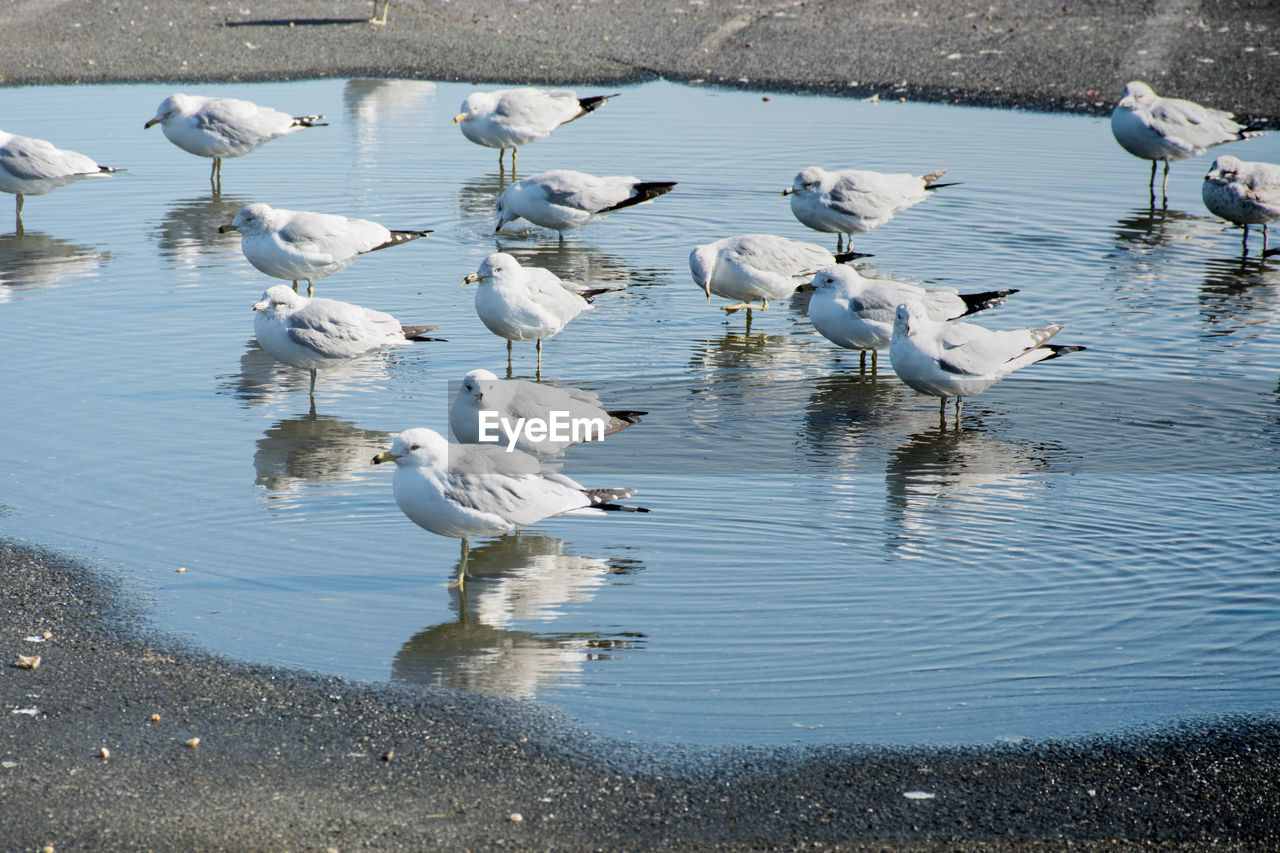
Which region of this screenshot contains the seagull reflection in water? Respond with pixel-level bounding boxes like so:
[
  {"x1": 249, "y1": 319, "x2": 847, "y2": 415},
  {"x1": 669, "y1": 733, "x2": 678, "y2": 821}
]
[{"x1": 391, "y1": 534, "x2": 643, "y2": 697}]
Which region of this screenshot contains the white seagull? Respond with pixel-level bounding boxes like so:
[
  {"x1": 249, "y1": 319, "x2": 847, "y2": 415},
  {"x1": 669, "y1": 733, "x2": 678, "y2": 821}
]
[
  {"x1": 1110, "y1": 81, "x2": 1260, "y2": 201},
  {"x1": 689, "y1": 233, "x2": 867, "y2": 319},
  {"x1": 372, "y1": 427, "x2": 647, "y2": 585},
  {"x1": 145, "y1": 94, "x2": 327, "y2": 189},
  {"x1": 889, "y1": 302, "x2": 1085, "y2": 423},
  {"x1": 452, "y1": 88, "x2": 618, "y2": 170},
  {"x1": 450, "y1": 368, "x2": 644, "y2": 457},
  {"x1": 0, "y1": 130, "x2": 120, "y2": 230},
  {"x1": 495, "y1": 169, "x2": 677, "y2": 235},
  {"x1": 807, "y1": 265, "x2": 1017, "y2": 373},
  {"x1": 1202, "y1": 155, "x2": 1280, "y2": 255},
  {"x1": 782, "y1": 166, "x2": 954, "y2": 251},
  {"x1": 462, "y1": 253, "x2": 592, "y2": 373},
  {"x1": 219, "y1": 202, "x2": 431, "y2": 296},
  {"x1": 252, "y1": 284, "x2": 440, "y2": 395}
]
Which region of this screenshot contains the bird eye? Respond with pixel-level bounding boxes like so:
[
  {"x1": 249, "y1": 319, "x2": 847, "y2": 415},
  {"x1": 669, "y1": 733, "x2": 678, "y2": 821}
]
[{"x1": 409, "y1": 444, "x2": 420, "y2": 451}]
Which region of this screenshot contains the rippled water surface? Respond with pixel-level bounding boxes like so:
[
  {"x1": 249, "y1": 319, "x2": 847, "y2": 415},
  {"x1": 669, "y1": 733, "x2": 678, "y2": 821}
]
[{"x1": 2, "y1": 79, "x2": 1278, "y2": 746}]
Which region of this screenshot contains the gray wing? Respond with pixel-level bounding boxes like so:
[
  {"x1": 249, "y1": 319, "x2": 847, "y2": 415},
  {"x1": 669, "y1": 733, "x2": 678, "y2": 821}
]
[{"x1": 0, "y1": 135, "x2": 99, "y2": 180}]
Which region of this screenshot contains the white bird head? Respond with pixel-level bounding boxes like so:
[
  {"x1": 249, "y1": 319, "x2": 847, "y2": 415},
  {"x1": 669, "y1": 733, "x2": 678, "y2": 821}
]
[
  {"x1": 1118, "y1": 81, "x2": 1156, "y2": 109},
  {"x1": 688, "y1": 244, "x2": 718, "y2": 301},
  {"x1": 783, "y1": 167, "x2": 826, "y2": 197},
  {"x1": 809, "y1": 264, "x2": 860, "y2": 293},
  {"x1": 252, "y1": 285, "x2": 305, "y2": 314},
  {"x1": 459, "y1": 368, "x2": 499, "y2": 404},
  {"x1": 1205, "y1": 155, "x2": 1242, "y2": 183},
  {"x1": 452, "y1": 92, "x2": 495, "y2": 125},
  {"x1": 372, "y1": 427, "x2": 449, "y2": 467},
  {"x1": 220, "y1": 202, "x2": 274, "y2": 235},
  {"x1": 464, "y1": 252, "x2": 521, "y2": 286},
  {"x1": 145, "y1": 93, "x2": 195, "y2": 129},
  {"x1": 893, "y1": 302, "x2": 927, "y2": 337},
  {"x1": 493, "y1": 191, "x2": 516, "y2": 233}
]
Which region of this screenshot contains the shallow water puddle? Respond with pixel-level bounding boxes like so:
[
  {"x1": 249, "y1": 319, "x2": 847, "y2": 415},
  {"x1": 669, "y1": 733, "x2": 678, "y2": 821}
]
[{"x1": 1, "y1": 78, "x2": 1278, "y2": 746}]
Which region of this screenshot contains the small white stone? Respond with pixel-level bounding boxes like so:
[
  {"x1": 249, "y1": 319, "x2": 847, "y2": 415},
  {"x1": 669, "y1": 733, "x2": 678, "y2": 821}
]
[{"x1": 509, "y1": 812, "x2": 524, "y2": 822}]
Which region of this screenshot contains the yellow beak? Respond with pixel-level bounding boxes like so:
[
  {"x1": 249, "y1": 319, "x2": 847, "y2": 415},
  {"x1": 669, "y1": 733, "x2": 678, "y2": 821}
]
[
  {"x1": 780, "y1": 187, "x2": 795, "y2": 196},
  {"x1": 462, "y1": 272, "x2": 481, "y2": 285},
  {"x1": 371, "y1": 450, "x2": 400, "y2": 465},
  {"x1": 452, "y1": 113, "x2": 468, "y2": 124},
  {"x1": 218, "y1": 223, "x2": 238, "y2": 234}
]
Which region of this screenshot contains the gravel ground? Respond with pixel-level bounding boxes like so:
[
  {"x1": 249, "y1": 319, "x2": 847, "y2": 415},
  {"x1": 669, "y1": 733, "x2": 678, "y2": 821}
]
[
  {"x1": 3, "y1": 2, "x2": 1280, "y2": 850},
  {"x1": 0, "y1": 0, "x2": 1278, "y2": 124}
]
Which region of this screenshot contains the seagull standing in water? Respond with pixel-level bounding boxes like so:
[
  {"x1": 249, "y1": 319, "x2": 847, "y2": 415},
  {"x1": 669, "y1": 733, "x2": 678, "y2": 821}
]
[
  {"x1": 145, "y1": 93, "x2": 327, "y2": 191},
  {"x1": 1201, "y1": 155, "x2": 1280, "y2": 254},
  {"x1": 494, "y1": 170, "x2": 677, "y2": 236},
  {"x1": 219, "y1": 203, "x2": 431, "y2": 296},
  {"x1": 449, "y1": 368, "x2": 644, "y2": 457},
  {"x1": 372, "y1": 428, "x2": 647, "y2": 586},
  {"x1": 0, "y1": 130, "x2": 120, "y2": 232},
  {"x1": 462, "y1": 253, "x2": 592, "y2": 375},
  {"x1": 452, "y1": 88, "x2": 618, "y2": 171},
  {"x1": 689, "y1": 233, "x2": 868, "y2": 320},
  {"x1": 889, "y1": 302, "x2": 1085, "y2": 425},
  {"x1": 782, "y1": 166, "x2": 955, "y2": 251},
  {"x1": 1110, "y1": 81, "x2": 1261, "y2": 203},
  {"x1": 252, "y1": 285, "x2": 441, "y2": 397}
]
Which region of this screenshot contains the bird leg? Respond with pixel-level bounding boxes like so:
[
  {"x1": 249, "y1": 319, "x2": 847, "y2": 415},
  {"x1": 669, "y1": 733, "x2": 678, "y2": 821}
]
[
  {"x1": 369, "y1": 0, "x2": 389, "y2": 24},
  {"x1": 536, "y1": 338, "x2": 543, "y2": 380},
  {"x1": 308, "y1": 368, "x2": 317, "y2": 400},
  {"x1": 954, "y1": 397, "x2": 964, "y2": 426},
  {"x1": 306, "y1": 279, "x2": 315, "y2": 297},
  {"x1": 497, "y1": 148, "x2": 505, "y2": 169},
  {"x1": 870, "y1": 349, "x2": 878, "y2": 375},
  {"x1": 209, "y1": 157, "x2": 223, "y2": 193},
  {"x1": 14, "y1": 193, "x2": 22, "y2": 235},
  {"x1": 859, "y1": 350, "x2": 866, "y2": 374},
  {"x1": 1160, "y1": 160, "x2": 1170, "y2": 206},
  {"x1": 291, "y1": 280, "x2": 299, "y2": 293},
  {"x1": 1148, "y1": 159, "x2": 1157, "y2": 190},
  {"x1": 449, "y1": 538, "x2": 470, "y2": 589},
  {"x1": 1264, "y1": 223, "x2": 1270, "y2": 255},
  {"x1": 721, "y1": 301, "x2": 768, "y2": 314},
  {"x1": 511, "y1": 147, "x2": 518, "y2": 174}
]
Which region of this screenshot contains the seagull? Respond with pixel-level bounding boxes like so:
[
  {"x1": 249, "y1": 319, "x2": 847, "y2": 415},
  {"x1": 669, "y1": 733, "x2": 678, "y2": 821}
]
[
  {"x1": 372, "y1": 428, "x2": 647, "y2": 585},
  {"x1": 462, "y1": 253, "x2": 591, "y2": 374},
  {"x1": 450, "y1": 368, "x2": 644, "y2": 457},
  {"x1": 689, "y1": 234, "x2": 870, "y2": 319},
  {"x1": 495, "y1": 170, "x2": 677, "y2": 235},
  {"x1": 782, "y1": 166, "x2": 954, "y2": 251},
  {"x1": 1111, "y1": 81, "x2": 1261, "y2": 202},
  {"x1": 889, "y1": 301, "x2": 1085, "y2": 423},
  {"x1": 808, "y1": 265, "x2": 1017, "y2": 373},
  {"x1": 218, "y1": 203, "x2": 431, "y2": 296},
  {"x1": 144, "y1": 94, "x2": 327, "y2": 190},
  {"x1": 252, "y1": 284, "x2": 441, "y2": 395},
  {"x1": 452, "y1": 88, "x2": 618, "y2": 171},
  {"x1": 0, "y1": 130, "x2": 120, "y2": 231},
  {"x1": 1201, "y1": 155, "x2": 1280, "y2": 255}
]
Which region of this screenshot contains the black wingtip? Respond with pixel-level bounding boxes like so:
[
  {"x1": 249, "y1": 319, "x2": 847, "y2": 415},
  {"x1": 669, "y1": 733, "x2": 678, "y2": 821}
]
[
  {"x1": 400, "y1": 325, "x2": 444, "y2": 342},
  {"x1": 606, "y1": 410, "x2": 647, "y2": 425},
  {"x1": 925, "y1": 181, "x2": 961, "y2": 191},
  {"x1": 578, "y1": 93, "x2": 621, "y2": 113},
  {"x1": 292, "y1": 114, "x2": 329, "y2": 128},
  {"x1": 598, "y1": 181, "x2": 678, "y2": 215},
  {"x1": 833, "y1": 250, "x2": 874, "y2": 263},
  {"x1": 1042, "y1": 344, "x2": 1087, "y2": 361},
  {"x1": 959, "y1": 288, "x2": 1019, "y2": 316},
  {"x1": 368, "y1": 230, "x2": 432, "y2": 252}
]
